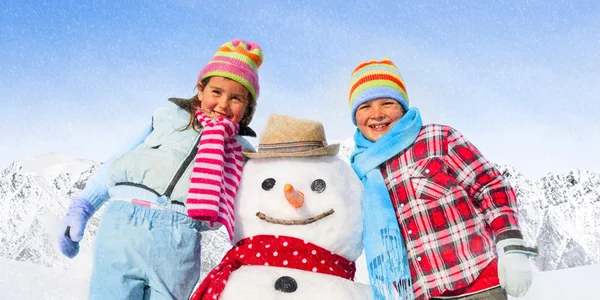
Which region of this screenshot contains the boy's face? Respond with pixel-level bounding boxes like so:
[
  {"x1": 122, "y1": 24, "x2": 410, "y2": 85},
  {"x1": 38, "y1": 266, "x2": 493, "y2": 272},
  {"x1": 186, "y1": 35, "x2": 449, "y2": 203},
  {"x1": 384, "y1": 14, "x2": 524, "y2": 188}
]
[{"x1": 355, "y1": 98, "x2": 405, "y2": 142}]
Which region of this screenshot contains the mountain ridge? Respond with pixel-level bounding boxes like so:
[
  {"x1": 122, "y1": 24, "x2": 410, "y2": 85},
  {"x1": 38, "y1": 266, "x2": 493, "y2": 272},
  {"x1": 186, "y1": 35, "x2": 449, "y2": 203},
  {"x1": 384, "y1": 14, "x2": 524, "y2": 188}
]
[{"x1": 1, "y1": 151, "x2": 599, "y2": 277}]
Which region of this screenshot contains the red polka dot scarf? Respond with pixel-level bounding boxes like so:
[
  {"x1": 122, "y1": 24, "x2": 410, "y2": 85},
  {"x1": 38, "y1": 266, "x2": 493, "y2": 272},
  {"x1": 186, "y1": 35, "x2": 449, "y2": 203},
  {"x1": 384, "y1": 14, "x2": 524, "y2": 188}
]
[{"x1": 190, "y1": 235, "x2": 357, "y2": 300}]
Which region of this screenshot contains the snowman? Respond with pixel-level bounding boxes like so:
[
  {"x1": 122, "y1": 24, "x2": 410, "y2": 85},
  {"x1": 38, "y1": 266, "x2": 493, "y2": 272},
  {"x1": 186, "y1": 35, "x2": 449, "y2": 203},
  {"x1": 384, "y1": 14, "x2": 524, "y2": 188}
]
[{"x1": 191, "y1": 114, "x2": 373, "y2": 300}]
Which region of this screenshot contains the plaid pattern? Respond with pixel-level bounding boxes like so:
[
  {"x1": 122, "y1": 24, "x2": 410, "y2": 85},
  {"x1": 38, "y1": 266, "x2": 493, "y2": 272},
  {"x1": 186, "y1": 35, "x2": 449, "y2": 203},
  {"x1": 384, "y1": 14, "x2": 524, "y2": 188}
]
[{"x1": 380, "y1": 124, "x2": 519, "y2": 300}]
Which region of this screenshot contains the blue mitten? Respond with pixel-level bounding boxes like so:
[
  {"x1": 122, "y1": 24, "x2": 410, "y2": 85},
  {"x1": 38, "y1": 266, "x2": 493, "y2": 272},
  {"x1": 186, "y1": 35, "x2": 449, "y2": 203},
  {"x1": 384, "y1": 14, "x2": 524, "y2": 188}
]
[
  {"x1": 58, "y1": 197, "x2": 95, "y2": 258},
  {"x1": 496, "y1": 238, "x2": 538, "y2": 297}
]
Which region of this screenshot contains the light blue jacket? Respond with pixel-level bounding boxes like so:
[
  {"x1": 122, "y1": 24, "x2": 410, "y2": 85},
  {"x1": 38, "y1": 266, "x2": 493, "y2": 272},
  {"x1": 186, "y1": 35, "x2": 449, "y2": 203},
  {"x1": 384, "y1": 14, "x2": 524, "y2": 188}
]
[{"x1": 78, "y1": 105, "x2": 254, "y2": 213}]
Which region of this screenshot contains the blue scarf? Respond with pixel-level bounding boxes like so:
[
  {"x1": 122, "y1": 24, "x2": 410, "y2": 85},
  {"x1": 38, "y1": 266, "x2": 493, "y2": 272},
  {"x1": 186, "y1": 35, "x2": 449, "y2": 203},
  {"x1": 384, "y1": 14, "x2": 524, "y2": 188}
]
[{"x1": 350, "y1": 107, "x2": 422, "y2": 300}]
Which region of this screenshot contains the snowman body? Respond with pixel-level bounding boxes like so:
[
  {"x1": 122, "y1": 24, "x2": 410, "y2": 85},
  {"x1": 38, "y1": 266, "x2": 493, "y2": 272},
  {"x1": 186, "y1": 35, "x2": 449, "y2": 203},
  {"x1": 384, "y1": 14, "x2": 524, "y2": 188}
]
[
  {"x1": 221, "y1": 266, "x2": 372, "y2": 299},
  {"x1": 219, "y1": 156, "x2": 373, "y2": 299}
]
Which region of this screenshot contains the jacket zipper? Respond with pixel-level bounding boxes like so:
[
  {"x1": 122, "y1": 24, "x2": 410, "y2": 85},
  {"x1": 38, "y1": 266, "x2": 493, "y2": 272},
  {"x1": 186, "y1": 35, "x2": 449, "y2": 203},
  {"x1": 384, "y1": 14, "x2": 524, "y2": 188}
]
[{"x1": 163, "y1": 129, "x2": 203, "y2": 199}]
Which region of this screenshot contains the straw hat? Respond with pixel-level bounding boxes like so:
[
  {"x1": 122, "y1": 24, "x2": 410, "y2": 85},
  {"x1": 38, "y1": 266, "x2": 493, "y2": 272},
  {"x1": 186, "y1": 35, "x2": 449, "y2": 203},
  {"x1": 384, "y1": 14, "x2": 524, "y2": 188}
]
[{"x1": 243, "y1": 114, "x2": 339, "y2": 158}]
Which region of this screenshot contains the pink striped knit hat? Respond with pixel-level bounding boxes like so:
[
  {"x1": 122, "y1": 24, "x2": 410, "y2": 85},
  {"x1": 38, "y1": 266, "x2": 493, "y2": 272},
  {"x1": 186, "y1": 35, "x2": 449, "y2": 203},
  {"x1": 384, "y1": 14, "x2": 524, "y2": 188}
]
[{"x1": 198, "y1": 39, "x2": 264, "y2": 101}]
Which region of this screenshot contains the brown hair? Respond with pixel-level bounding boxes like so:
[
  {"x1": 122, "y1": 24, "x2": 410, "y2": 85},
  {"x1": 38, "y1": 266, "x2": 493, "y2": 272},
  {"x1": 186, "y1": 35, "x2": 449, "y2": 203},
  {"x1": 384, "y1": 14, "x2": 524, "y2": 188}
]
[{"x1": 168, "y1": 77, "x2": 256, "y2": 132}]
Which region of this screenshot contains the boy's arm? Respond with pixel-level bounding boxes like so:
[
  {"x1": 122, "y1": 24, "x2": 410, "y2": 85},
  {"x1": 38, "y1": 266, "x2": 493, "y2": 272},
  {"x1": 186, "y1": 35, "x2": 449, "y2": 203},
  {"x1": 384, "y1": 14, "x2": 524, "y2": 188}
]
[
  {"x1": 444, "y1": 126, "x2": 521, "y2": 240},
  {"x1": 444, "y1": 127, "x2": 537, "y2": 297},
  {"x1": 77, "y1": 122, "x2": 153, "y2": 211}
]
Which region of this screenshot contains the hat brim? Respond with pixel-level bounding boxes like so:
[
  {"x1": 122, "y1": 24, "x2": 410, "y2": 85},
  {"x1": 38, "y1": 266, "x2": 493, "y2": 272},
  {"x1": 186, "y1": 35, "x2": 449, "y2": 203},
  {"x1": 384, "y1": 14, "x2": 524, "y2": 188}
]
[{"x1": 243, "y1": 144, "x2": 340, "y2": 159}]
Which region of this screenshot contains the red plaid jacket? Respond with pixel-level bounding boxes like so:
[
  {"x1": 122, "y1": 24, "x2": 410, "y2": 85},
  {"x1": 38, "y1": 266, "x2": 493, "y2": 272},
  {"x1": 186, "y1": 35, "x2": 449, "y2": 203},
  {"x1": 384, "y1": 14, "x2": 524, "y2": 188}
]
[{"x1": 380, "y1": 124, "x2": 520, "y2": 300}]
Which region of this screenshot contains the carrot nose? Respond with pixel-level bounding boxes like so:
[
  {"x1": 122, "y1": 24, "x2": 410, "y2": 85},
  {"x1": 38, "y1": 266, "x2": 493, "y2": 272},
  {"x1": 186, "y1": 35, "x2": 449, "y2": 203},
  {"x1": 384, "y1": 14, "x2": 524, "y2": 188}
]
[{"x1": 284, "y1": 184, "x2": 304, "y2": 208}]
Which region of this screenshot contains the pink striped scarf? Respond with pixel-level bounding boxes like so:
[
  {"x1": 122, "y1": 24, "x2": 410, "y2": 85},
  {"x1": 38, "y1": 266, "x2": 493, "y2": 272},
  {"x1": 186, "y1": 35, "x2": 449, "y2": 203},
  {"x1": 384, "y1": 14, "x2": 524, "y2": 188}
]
[{"x1": 186, "y1": 111, "x2": 243, "y2": 240}]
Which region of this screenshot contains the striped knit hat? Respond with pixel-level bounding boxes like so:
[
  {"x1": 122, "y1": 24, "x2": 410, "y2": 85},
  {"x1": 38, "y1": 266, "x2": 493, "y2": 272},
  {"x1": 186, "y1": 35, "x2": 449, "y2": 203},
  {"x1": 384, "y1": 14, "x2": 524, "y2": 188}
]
[
  {"x1": 348, "y1": 58, "x2": 409, "y2": 125},
  {"x1": 198, "y1": 39, "x2": 264, "y2": 101}
]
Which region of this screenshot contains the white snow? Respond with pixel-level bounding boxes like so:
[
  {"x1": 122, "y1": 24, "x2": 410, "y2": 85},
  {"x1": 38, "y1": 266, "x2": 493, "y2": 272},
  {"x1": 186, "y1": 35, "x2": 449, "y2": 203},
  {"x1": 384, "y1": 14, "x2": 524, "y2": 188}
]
[
  {"x1": 508, "y1": 264, "x2": 598, "y2": 299},
  {"x1": 0, "y1": 256, "x2": 596, "y2": 299},
  {"x1": 0, "y1": 257, "x2": 89, "y2": 299}
]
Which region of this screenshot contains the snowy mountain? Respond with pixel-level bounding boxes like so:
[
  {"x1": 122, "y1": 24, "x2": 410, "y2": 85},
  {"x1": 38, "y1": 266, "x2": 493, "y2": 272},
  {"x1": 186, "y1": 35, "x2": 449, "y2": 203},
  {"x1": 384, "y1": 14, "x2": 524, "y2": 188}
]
[
  {"x1": 499, "y1": 166, "x2": 600, "y2": 271},
  {"x1": 1, "y1": 147, "x2": 599, "y2": 287},
  {"x1": 0, "y1": 153, "x2": 101, "y2": 270}
]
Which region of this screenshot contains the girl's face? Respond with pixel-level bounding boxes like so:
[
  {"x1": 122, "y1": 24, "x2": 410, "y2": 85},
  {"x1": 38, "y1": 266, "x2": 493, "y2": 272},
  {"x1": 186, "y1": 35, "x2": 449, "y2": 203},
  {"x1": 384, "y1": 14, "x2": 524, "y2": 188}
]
[
  {"x1": 355, "y1": 98, "x2": 405, "y2": 142},
  {"x1": 197, "y1": 76, "x2": 249, "y2": 124}
]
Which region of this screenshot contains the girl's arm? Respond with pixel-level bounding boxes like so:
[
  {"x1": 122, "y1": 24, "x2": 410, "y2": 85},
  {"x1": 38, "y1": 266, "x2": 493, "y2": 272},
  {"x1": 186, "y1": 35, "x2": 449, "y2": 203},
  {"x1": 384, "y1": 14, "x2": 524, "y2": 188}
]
[{"x1": 77, "y1": 123, "x2": 153, "y2": 211}]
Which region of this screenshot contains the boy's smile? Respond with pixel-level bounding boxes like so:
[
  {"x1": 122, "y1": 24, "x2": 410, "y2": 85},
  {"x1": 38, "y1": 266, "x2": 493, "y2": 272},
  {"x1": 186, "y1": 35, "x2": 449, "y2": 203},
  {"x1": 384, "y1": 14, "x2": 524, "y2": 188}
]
[{"x1": 355, "y1": 98, "x2": 405, "y2": 142}]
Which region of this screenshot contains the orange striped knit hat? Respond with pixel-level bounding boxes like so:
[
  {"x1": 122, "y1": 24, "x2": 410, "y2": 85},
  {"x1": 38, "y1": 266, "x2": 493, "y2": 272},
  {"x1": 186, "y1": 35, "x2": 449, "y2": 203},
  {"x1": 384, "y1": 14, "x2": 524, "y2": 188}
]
[
  {"x1": 348, "y1": 58, "x2": 409, "y2": 125},
  {"x1": 198, "y1": 39, "x2": 264, "y2": 101}
]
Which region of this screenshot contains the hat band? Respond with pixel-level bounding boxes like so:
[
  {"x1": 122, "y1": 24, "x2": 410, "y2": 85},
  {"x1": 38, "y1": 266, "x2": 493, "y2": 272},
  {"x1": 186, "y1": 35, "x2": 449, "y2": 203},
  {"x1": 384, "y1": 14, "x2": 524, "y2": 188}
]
[{"x1": 258, "y1": 141, "x2": 326, "y2": 154}]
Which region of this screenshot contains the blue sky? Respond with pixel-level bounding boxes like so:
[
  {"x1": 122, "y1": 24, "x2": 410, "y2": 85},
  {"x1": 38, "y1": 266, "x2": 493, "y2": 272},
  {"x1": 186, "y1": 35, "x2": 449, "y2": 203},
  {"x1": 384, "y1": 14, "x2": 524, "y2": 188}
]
[{"x1": 1, "y1": 0, "x2": 599, "y2": 179}]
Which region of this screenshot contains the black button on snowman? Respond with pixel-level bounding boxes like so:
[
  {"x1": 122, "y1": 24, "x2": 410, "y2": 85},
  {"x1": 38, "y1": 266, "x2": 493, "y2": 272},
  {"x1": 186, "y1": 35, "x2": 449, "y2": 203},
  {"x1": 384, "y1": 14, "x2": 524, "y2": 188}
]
[{"x1": 274, "y1": 276, "x2": 298, "y2": 293}]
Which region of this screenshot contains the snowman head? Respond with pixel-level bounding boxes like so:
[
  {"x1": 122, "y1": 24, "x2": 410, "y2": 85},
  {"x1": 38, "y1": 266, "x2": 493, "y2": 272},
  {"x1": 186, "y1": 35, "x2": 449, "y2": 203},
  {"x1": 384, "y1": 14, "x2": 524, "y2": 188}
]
[
  {"x1": 234, "y1": 114, "x2": 365, "y2": 261},
  {"x1": 233, "y1": 155, "x2": 364, "y2": 261}
]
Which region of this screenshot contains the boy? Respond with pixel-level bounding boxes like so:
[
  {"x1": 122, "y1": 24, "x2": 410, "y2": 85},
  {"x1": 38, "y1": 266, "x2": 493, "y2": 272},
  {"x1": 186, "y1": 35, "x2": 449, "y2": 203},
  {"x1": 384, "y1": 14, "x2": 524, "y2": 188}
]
[{"x1": 348, "y1": 58, "x2": 537, "y2": 300}]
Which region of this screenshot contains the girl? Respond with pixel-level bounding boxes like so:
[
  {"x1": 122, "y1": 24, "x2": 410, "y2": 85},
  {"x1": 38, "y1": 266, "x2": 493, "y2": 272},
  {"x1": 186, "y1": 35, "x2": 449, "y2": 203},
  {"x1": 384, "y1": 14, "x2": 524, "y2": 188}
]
[{"x1": 58, "y1": 39, "x2": 264, "y2": 299}]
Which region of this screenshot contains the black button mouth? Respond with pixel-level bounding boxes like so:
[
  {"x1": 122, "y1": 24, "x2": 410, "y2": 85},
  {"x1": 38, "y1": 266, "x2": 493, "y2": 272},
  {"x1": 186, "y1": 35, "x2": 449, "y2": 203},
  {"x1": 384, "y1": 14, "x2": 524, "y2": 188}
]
[{"x1": 274, "y1": 276, "x2": 298, "y2": 293}]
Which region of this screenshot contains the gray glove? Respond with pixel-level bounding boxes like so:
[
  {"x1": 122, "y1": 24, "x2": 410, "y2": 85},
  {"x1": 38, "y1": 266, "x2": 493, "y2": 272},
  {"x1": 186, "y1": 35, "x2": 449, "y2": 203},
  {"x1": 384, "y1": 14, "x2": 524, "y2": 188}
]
[{"x1": 496, "y1": 238, "x2": 538, "y2": 297}]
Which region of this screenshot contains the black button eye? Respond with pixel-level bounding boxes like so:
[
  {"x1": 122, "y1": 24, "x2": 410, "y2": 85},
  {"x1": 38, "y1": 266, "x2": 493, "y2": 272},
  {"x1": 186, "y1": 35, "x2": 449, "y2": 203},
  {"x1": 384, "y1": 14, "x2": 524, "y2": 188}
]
[
  {"x1": 262, "y1": 178, "x2": 276, "y2": 191},
  {"x1": 311, "y1": 179, "x2": 326, "y2": 193}
]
